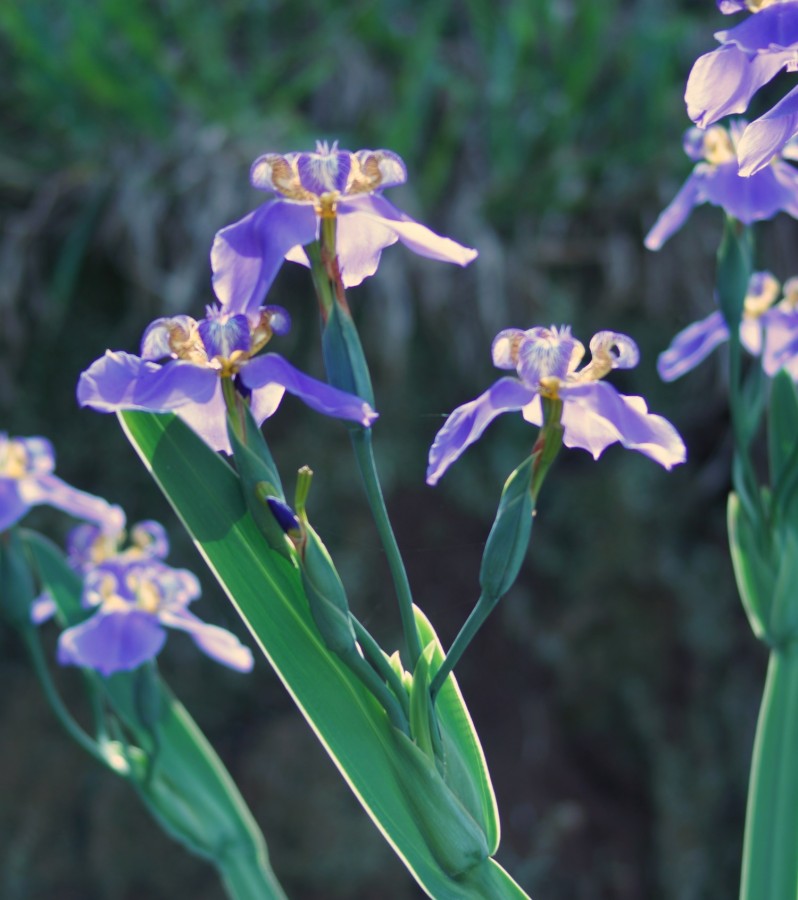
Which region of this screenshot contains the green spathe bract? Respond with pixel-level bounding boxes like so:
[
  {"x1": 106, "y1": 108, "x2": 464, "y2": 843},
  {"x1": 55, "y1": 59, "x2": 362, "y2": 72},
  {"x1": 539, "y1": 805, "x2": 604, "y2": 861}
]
[{"x1": 118, "y1": 409, "x2": 529, "y2": 898}]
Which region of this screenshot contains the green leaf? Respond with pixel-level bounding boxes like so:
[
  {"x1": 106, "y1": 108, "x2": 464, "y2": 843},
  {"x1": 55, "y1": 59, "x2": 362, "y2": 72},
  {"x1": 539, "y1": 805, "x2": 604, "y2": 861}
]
[
  {"x1": 118, "y1": 410, "x2": 528, "y2": 899},
  {"x1": 727, "y1": 493, "x2": 773, "y2": 643},
  {"x1": 769, "y1": 371, "x2": 798, "y2": 526}
]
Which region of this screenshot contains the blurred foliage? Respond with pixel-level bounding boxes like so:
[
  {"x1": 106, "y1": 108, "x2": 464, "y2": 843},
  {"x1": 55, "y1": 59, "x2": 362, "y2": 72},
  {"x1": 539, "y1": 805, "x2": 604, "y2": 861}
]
[{"x1": 1, "y1": 0, "x2": 791, "y2": 898}]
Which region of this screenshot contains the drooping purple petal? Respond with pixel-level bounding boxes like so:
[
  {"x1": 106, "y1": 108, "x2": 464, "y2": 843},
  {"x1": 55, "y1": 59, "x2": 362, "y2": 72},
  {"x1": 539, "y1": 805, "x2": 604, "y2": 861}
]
[
  {"x1": 644, "y1": 172, "x2": 705, "y2": 250},
  {"x1": 0, "y1": 479, "x2": 28, "y2": 531},
  {"x1": 686, "y1": 44, "x2": 790, "y2": 129},
  {"x1": 333, "y1": 209, "x2": 399, "y2": 287},
  {"x1": 170, "y1": 380, "x2": 232, "y2": 453},
  {"x1": 657, "y1": 310, "x2": 730, "y2": 381},
  {"x1": 78, "y1": 351, "x2": 217, "y2": 412},
  {"x1": 58, "y1": 609, "x2": 167, "y2": 675},
  {"x1": 158, "y1": 608, "x2": 254, "y2": 672},
  {"x1": 342, "y1": 194, "x2": 478, "y2": 268},
  {"x1": 715, "y1": 3, "x2": 798, "y2": 51},
  {"x1": 553, "y1": 382, "x2": 686, "y2": 469},
  {"x1": 240, "y1": 353, "x2": 378, "y2": 426},
  {"x1": 18, "y1": 474, "x2": 125, "y2": 534},
  {"x1": 426, "y1": 377, "x2": 536, "y2": 486},
  {"x1": 737, "y1": 85, "x2": 798, "y2": 175},
  {"x1": 211, "y1": 201, "x2": 317, "y2": 315},
  {"x1": 699, "y1": 161, "x2": 798, "y2": 221}
]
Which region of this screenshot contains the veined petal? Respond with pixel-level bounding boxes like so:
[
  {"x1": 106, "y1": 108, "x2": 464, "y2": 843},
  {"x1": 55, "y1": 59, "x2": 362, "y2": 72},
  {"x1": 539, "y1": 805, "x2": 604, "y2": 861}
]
[
  {"x1": 57, "y1": 609, "x2": 166, "y2": 675},
  {"x1": 701, "y1": 160, "x2": 798, "y2": 221},
  {"x1": 686, "y1": 44, "x2": 789, "y2": 128},
  {"x1": 426, "y1": 377, "x2": 536, "y2": 486},
  {"x1": 240, "y1": 354, "x2": 377, "y2": 426},
  {"x1": 0, "y1": 479, "x2": 28, "y2": 531},
  {"x1": 557, "y1": 382, "x2": 687, "y2": 469},
  {"x1": 19, "y1": 474, "x2": 125, "y2": 533},
  {"x1": 211, "y1": 201, "x2": 317, "y2": 315},
  {"x1": 78, "y1": 351, "x2": 217, "y2": 412},
  {"x1": 172, "y1": 380, "x2": 232, "y2": 454},
  {"x1": 657, "y1": 310, "x2": 730, "y2": 381},
  {"x1": 334, "y1": 209, "x2": 398, "y2": 287},
  {"x1": 715, "y1": 3, "x2": 798, "y2": 51},
  {"x1": 737, "y1": 85, "x2": 798, "y2": 175},
  {"x1": 158, "y1": 608, "x2": 254, "y2": 672},
  {"x1": 342, "y1": 194, "x2": 478, "y2": 268},
  {"x1": 645, "y1": 172, "x2": 707, "y2": 250}
]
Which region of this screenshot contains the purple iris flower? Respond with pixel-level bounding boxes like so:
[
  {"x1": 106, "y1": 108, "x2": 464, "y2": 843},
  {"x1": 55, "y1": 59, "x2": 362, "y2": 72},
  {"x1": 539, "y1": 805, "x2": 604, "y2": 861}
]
[
  {"x1": 0, "y1": 433, "x2": 124, "y2": 535},
  {"x1": 644, "y1": 122, "x2": 798, "y2": 250},
  {"x1": 657, "y1": 270, "x2": 783, "y2": 380},
  {"x1": 685, "y1": 1, "x2": 798, "y2": 175},
  {"x1": 426, "y1": 326, "x2": 686, "y2": 485},
  {"x1": 57, "y1": 552, "x2": 254, "y2": 675},
  {"x1": 211, "y1": 140, "x2": 478, "y2": 316},
  {"x1": 77, "y1": 303, "x2": 377, "y2": 454},
  {"x1": 31, "y1": 519, "x2": 170, "y2": 624}
]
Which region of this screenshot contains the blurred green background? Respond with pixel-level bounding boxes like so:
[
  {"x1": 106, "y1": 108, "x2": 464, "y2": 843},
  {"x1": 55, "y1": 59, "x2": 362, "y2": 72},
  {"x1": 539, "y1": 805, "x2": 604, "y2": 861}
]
[{"x1": 1, "y1": 0, "x2": 794, "y2": 897}]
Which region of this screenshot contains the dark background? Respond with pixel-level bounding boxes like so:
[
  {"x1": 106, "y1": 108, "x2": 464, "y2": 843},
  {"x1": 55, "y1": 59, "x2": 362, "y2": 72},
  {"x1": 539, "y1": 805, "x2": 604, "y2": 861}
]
[{"x1": 1, "y1": 1, "x2": 795, "y2": 897}]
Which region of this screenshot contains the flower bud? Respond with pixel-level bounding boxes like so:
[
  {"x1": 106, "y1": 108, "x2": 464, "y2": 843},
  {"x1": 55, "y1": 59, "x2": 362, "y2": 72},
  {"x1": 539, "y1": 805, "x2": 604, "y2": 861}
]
[{"x1": 479, "y1": 456, "x2": 535, "y2": 601}]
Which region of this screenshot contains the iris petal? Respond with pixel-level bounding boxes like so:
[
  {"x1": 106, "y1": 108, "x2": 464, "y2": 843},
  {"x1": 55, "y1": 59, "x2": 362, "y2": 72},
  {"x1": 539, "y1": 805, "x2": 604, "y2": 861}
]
[
  {"x1": 58, "y1": 610, "x2": 166, "y2": 676},
  {"x1": 556, "y1": 382, "x2": 687, "y2": 469},
  {"x1": 738, "y1": 85, "x2": 798, "y2": 175},
  {"x1": 158, "y1": 608, "x2": 254, "y2": 672},
  {"x1": 426, "y1": 377, "x2": 536, "y2": 485},
  {"x1": 240, "y1": 353, "x2": 378, "y2": 426},
  {"x1": 644, "y1": 172, "x2": 705, "y2": 250},
  {"x1": 78, "y1": 351, "x2": 217, "y2": 412},
  {"x1": 0, "y1": 479, "x2": 28, "y2": 531},
  {"x1": 211, "y1": 201, "x2": 317, "y2": 315},
  {"x1": 19, "y1": 474, "x2": 125, "y2": 534},
  {"x1": 657, "y1": 310, "x2": 730, "y2": 381}
]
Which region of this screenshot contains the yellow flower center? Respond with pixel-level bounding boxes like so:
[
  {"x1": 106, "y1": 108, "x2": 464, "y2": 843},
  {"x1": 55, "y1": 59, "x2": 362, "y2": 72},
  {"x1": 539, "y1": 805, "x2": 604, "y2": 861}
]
[
  {"x1": 703, "y1": 127, "x2": 736, "y2": 166},
  {"x1": 0, "y1": 441, "x2": 29, "y2": 479}
]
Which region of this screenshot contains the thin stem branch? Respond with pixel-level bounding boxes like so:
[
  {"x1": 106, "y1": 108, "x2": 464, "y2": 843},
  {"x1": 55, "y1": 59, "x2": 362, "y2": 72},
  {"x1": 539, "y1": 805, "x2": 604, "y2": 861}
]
[{"x1": 351, "y1": 614, "x2": 410, "y2": 717}]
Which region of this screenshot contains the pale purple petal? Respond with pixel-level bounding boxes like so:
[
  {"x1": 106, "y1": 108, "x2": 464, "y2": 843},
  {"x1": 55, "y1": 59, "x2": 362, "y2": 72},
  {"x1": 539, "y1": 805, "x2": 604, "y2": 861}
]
[
  {"x1": 715, "y1": 4, "x2": 798, "y2": 51},
  {"x1": 341, "y1": 194, "x2": 478, "y2": 268},
  {"x1": 211, "y1": 201, "x2": 317, "y2": 315},
  {"x1": 58, "y1": 610, "x2": 166, "y2": 675},
  {"x1": 556, "y1": 382, "x2": 687, "y2": 469},
  {"x1": 657, "y1": 310, "x2": 730, "y2": 381},
  {"x1": 426, "y1": 378, "x2": 536, "y2": 486},
  {"x1": 718, "y1": 0, "x2": 747, "y2": 13},
  {"x1": 19, "y1": 474, "x2": 125, "y2": 534},
  {"x1": 78, "y1": 351, "x2": 217, "y2": 412},
  {"x1": 297, "y1": 148, "x2": 352, "y2": 195},
  {"x1": 158, "y1": 608, "x2": 254, "y2": 672},
  {"x1": 686, "y1": 44, "x2": 789, "y2": 129},
  {"x1": 240, "y1": 353, "x2": 378, "y2": 426},
  {"x1": 172, "y1": 380, "x2": 232, "y2": 454},
  {"x1": 644, "y1": 172, "x2": 705, "y2": 250},
  {"x1": 0, "y1": 479, "x2": 28, "y2": 531},
  {"x1": 701, "y1": 160, "x2": 798, "y2": 220},
  {"x1": 738, "y1": 85, "x2": 798, "y2": 175},
  {"x1": 334, "y1": 209, "x2": 398, "y2": 287}
]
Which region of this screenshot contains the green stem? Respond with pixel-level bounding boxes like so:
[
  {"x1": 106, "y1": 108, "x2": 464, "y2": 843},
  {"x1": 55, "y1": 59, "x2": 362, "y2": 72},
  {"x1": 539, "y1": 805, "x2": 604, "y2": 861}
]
[
  {"x1": 351, "y1": 614, "x2": 410, "y2": 718},
  {"x1": 430, "y1": 592, "x2": 498, "y2": 701},
  {"x1": 350, "y1": 427, "x2": 422, "y2": 667},
  {"x1": 21, "y1": 626, "x2": 121, "y2": 773},
  {"x1": 739, "y1": 646, "x2": 798, "y2": 900},
  {"x1": 219, "y1": 848, "x2": 288, "y2": 900}
]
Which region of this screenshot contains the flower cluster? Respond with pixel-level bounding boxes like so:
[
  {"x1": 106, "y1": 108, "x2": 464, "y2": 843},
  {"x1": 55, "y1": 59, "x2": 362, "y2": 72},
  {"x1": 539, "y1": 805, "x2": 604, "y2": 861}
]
[
  {"x1": 55, "y1": 519, "x2": 253, "y2": 675},
  {"x1": 659, "y1": 270, "x2": 798, "y2": 380},
  {"x1": 645, "y1": 122, "x2": 798, "y2": 250},
  {"x1": 686, "y1": 0, "x2": 798, "y2": 175},
  {"x1": 0, "y1": 433, "x2": 124, "y2": 535},
  {"x1": 427, "y1": 325, "x2": 686, "y2": 485}
]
